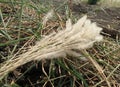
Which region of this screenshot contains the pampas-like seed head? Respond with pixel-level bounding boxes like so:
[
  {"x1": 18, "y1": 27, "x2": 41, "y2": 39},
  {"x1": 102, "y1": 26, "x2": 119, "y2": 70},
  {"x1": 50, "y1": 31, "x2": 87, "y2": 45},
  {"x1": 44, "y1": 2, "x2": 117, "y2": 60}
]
[
  {"x1": 0, "y1": 15, "x2": 103, "y2": 79},
  {"x1": 42, "y1": 9, "x2": 54, "y2": 26}
]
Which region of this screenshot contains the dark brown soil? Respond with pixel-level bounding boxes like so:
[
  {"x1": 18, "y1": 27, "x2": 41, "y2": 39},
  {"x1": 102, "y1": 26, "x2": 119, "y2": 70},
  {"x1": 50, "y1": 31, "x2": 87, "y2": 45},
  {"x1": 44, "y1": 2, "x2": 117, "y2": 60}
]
[{"x1": 72, "y1": 4, "x2": 120, "y2": 39}]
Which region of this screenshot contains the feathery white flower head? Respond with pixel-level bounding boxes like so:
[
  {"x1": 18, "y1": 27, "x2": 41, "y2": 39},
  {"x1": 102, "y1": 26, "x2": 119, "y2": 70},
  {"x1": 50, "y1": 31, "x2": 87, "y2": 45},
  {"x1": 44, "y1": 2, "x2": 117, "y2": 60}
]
[
  {"x1": 0, "y1": 15, "x2": 103, "y2": 78},
  {"x1": 42, "y1": 9, "x2": 54, "y2": 26}
]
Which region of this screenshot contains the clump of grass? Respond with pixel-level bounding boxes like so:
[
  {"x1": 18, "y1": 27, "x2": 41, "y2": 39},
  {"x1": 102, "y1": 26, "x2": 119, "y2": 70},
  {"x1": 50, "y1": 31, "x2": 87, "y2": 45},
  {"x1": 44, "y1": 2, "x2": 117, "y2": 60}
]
[
  {"x1": 88, "y1": 0, "x2": 100, "y2": 5},
  {"x1": 0, "y1": 15, "x2": 103, "y2": 79}
]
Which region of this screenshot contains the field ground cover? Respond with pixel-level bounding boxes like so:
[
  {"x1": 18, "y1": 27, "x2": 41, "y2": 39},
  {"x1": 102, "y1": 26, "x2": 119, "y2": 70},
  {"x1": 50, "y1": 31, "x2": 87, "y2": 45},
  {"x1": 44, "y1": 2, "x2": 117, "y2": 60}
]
[{"x1": 0, "y1": 0, "x2": 120, "y2": 87}]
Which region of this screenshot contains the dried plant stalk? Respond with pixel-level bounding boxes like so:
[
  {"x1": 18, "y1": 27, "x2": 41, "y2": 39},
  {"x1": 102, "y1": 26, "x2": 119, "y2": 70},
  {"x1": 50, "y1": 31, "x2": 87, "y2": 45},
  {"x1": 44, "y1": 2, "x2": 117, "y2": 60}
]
[{"x1": 0, "y1": 15, "x2": 103, "y2": 79}]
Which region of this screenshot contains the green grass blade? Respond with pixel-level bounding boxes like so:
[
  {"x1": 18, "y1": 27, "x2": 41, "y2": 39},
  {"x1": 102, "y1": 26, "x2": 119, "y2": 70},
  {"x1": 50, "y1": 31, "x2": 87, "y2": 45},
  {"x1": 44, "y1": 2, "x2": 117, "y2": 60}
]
[{"x1": 55, "y1": 59, "x2": 88, "y2": 87}]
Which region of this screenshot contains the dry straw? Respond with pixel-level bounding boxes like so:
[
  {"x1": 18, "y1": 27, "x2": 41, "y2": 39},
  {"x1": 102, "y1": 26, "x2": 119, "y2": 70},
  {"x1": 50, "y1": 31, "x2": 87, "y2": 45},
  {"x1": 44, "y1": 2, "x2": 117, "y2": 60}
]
[{"x1": 0, "y1": 15, "x2": 103, "y2": 79}]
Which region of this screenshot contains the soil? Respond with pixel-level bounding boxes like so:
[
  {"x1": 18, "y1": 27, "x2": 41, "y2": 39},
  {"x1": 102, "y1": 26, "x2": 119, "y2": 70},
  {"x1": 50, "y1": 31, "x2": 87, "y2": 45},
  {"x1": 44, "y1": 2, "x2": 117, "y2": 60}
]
[
  {"x1": 52, "y1": 0, "x2": 120, "y2": 39},
  {"x1": 71, "y1": 4, "x2": 120, "y2": 39}
]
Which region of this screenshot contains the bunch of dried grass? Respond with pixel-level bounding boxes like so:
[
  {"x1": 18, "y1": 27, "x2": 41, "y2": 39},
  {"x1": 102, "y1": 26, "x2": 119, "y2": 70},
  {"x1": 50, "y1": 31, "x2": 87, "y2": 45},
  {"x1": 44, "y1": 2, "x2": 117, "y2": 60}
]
[{"x1": 0, "y1": 15, "x2": 103, "y2": 79}]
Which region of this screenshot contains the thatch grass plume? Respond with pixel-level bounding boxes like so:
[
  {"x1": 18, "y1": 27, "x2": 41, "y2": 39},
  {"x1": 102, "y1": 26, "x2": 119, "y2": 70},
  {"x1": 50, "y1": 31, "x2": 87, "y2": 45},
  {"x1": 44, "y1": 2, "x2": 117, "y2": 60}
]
[{"x1": 0, "y1": 15, "x2": 103, "y2": 79}]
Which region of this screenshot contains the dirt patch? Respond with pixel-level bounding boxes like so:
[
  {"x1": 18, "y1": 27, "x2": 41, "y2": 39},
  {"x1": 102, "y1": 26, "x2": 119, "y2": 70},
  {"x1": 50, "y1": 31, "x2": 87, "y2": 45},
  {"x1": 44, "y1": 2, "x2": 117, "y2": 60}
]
[{"x1": 72, "y1": 4, "x2": 120, "y2": 39}]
